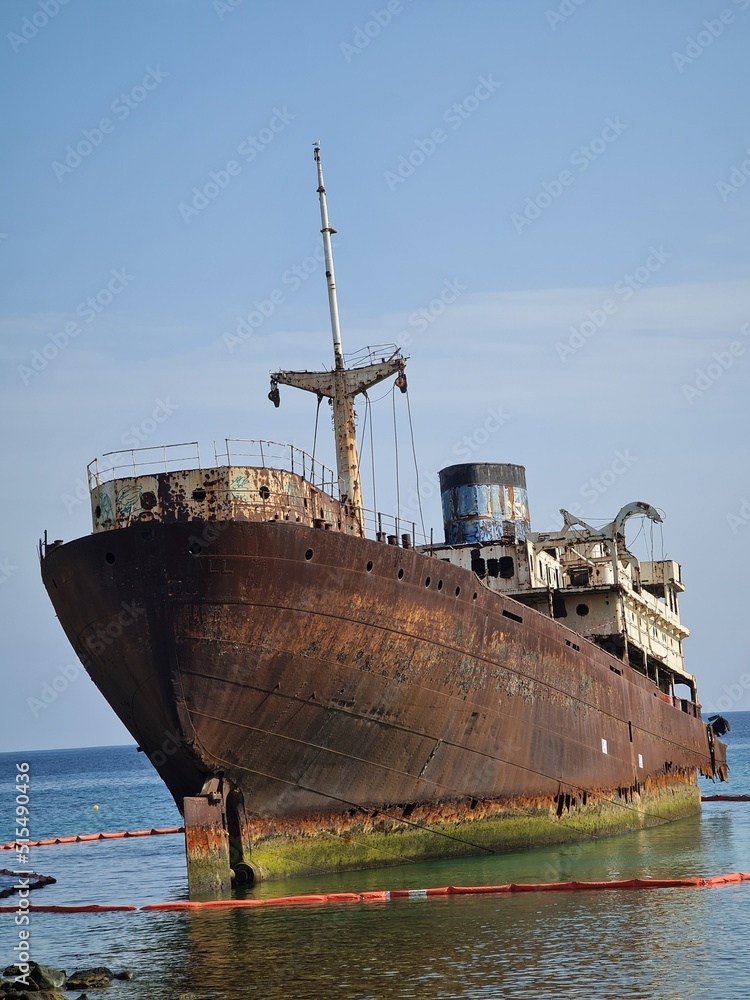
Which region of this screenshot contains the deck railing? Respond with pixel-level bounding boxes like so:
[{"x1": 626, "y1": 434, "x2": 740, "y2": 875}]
[
  {"x1": 217, "y1": 439, "x2": 337, "y2": 496},
  {"x1": 88, "y1": 442, "x2": 203, "y2": 490},
  {"x1": 86, "y1": 439, "x2": 430, "y2": 546},
  {"x1": 87, "y1": 440, "x2": 336, "y2": 494}
]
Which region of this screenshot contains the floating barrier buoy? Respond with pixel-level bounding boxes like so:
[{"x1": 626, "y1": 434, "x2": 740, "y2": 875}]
[
  {"x1": 1, "y1": 872, "x2": 749, "y2": 915},
  {"x1": 0, "y1": 826, "x2": 184, "y2": 851}
]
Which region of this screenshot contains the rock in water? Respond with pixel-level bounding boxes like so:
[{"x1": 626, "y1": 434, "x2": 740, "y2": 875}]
[
  {"x1": 2, "y1": 993, "x2": 67, "y2": 999},
  {"x1": 66, "y1": 968, "x2": 114, "y2": 989},
  {"x1": 33, "y1": 963, "x2": 68, "y2": 990},
  {"x1": 1, "y1": 961, "x2": 67, "y2": 992}
]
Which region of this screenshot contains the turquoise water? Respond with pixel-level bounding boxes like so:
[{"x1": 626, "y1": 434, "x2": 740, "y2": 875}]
[{"x1": 1, "y1": 713, "x2": 749, "y2": 998}]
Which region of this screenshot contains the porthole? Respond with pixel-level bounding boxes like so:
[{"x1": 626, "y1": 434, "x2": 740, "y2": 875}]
[
  {"x1": 192, "y1": 487, "x2": 207, "y2": 502},
  {"x1": 425, "y1": 576, "x2": 431, "y2": 587},
  {"x1": 576, "y1": 603, "x2": 590, "y2": 617},
  {"x1": 397, "y1": 568, "x2": 404, "y2": 580},
  {"x1": 141, "y1": 491, "x2": 157, "y2": 510},
  {"x1": 437, "y1": 580, "x2": 443, "y2": 591},
  {"x1": 366, "y1": 560, "x2": 373, "y2": 572},
  {"x1": 189, "y1": 541, "x2": 202, "y2": 556},
  {"x1": 472, "y1": 592, "x2": 478, "y2": 600},
  {"x1": 305, "y1": 549, "x2": 314, "y2": 561},
  {"x1": 455, "y1": 586, "x2": 461, "y2": 597},
  {"x1": 259, "y1": 485, "x2": 270, "y2": 500},
  {"x1": 105, "y1": 552, "x2": 116, "y2": 565}
]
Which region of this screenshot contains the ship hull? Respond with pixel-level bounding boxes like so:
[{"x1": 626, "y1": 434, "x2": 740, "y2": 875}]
[{"x1": 41, "y1": 520, "x2": 726, "y2": 880}]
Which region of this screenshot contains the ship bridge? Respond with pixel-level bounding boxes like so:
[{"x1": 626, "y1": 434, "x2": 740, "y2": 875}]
[{"x1": 422, "y1": 462, "x2": 700, "y2": 715}]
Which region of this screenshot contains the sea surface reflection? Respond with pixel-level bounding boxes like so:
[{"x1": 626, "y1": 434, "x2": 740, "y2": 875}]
[{"x1": 1, "y1": 717, "x2": 749, "y2": 998}]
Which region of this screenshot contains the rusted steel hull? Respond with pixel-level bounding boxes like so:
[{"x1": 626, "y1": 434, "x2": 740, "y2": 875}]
[{"x1": 40, "y1": 520, "x2": 726, "y2": 880}]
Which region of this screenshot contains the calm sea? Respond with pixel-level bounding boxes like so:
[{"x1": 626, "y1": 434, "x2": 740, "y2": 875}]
[{"x1": 1, "y1": 713, "x2": 749, "y2": 999}]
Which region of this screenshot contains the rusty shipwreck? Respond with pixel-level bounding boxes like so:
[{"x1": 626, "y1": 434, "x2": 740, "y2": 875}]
[{"x1": 40, "y1": 144, "x2": 727, "y2": 887}]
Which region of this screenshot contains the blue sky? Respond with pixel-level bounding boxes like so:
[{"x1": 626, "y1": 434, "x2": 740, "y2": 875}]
[{"x1": 1, "y1": 0, "x2": 749, "y2": 751}]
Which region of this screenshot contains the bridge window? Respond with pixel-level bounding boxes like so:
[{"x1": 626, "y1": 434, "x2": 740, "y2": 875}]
[
  {"x1": 552, "y1": 594, "x2": 567, "y2": 618},
  {"x1": 499, "y1": 556, "x2": 515, "y2": 579},
  {"x1": 471, "y1": 554, "x2": 486, "y2": 579}
]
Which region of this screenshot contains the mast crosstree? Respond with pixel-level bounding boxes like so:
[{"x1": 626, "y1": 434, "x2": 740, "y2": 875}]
[{"x1": 269, "y1": 142, "x2": 407, "y2": 535}]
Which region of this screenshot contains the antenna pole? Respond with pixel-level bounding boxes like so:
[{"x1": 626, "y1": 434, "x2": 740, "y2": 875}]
[
  {"x1": 312, "y1": 141, "x2": 363, "y2": 524},
  {"x1": 269, "y1": 143, "x2": 408, "y2": 537},
  {"x1": 313, "y1": 142, "x2": 344, "y2": 371}
]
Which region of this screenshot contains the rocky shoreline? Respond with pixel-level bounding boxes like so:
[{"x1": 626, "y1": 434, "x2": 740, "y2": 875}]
[{"x1": 1, "y1": 962, "x2": 133, "y2": 998}]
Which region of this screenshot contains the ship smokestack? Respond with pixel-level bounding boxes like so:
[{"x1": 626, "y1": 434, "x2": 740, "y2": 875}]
[{"x1": 438, "y1": 463, "x2": 530, "y2": 545}]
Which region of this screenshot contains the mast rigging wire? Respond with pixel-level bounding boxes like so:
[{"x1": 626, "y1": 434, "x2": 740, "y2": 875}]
[
  {"x1": 311, "y1": 393, "x2": 323, "y2": 470},
  {"x1": 356, "y1": 391, "x2": 378, "y2": 515},
  {"x1": 405, "y1": 387, "x2": 426, "y2": 540},
  {"x1": 392, "y1": 387, "x2": 400, "y2": 533},
  {"x1": 368, "y1": 392, "x2": 377, "y2": 516}
]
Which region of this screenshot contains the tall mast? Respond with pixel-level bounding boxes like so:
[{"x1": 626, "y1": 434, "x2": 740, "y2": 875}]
[
  {"x1": 269, "y1": 143, "x2": 407, "y2": 537},
  {"x1": 314, "y1": 143, "x2": 344, "y2": 371}
]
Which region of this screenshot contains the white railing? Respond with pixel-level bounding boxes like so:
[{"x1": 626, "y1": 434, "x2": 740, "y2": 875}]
[
  {"x1": 86, "y1": 439, "x2": 336, "y2": 494},
  {"x1": 360, "y1": 508, "x2": 428, "y2": 547},
  {"x1": 344, "y1": 343, "x2": 401, "y2": 368},
  {"x1": 217, "y1": 439, "x2": 337, "y2": 495},
  {"x1": 86, "y1": 438, "x2": 431, "y2": 548},
  {"x1": 88, "y1": 442, "x2": 202, "y2": 490}
]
